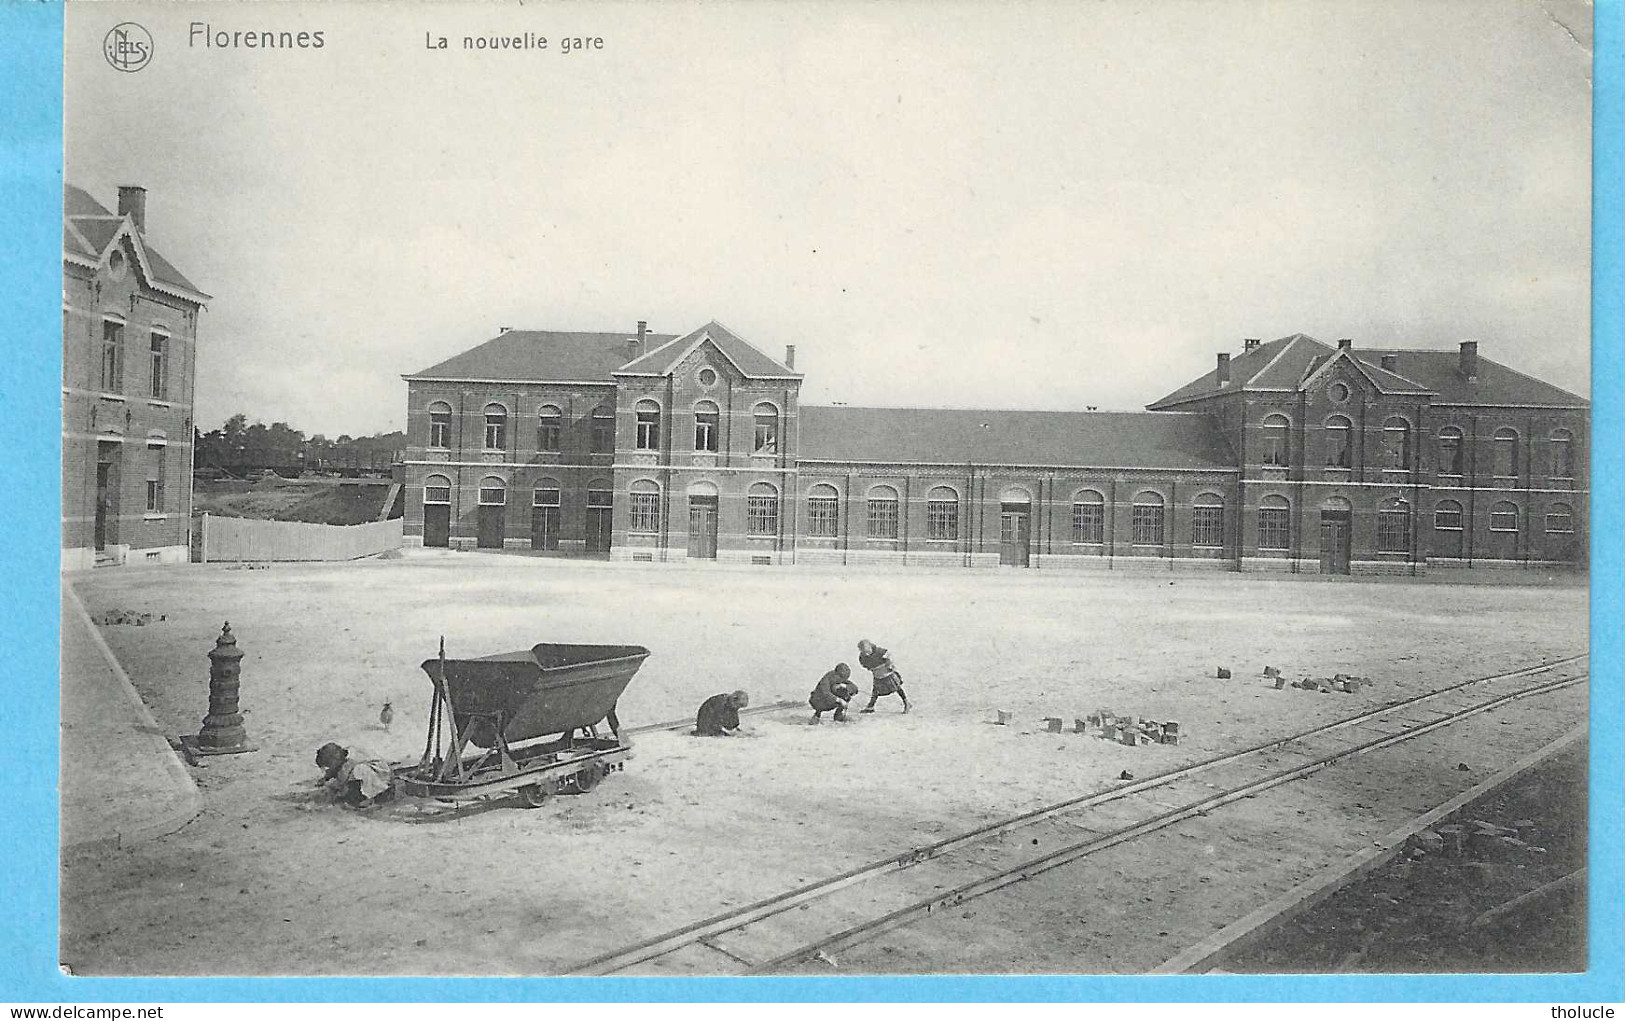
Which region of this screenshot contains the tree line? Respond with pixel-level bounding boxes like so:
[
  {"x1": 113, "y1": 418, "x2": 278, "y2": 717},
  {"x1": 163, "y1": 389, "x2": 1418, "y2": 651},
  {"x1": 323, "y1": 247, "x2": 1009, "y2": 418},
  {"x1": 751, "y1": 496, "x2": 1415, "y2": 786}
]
[{"x1": 195, "y1": 413, "x2": 406, "y2": 476}]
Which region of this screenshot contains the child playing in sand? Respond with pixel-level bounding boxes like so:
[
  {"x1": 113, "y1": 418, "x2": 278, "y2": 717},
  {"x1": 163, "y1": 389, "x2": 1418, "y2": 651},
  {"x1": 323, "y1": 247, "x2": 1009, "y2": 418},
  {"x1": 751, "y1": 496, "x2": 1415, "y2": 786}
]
[
  {"x1": 809, "y1": 663, "x2": 859, "y2": 723},
  {"x1": 857, "y1": 638, "x2": 910, "y2": 713},
  {"x1": 694, "y1": 690, "x2": 750, "y2": 736}
]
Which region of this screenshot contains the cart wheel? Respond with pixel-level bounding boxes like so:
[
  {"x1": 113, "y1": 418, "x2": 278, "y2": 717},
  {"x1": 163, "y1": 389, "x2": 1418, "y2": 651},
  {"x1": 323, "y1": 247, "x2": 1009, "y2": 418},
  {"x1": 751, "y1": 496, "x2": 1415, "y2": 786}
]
[
  {"x1": 518, "y1": 784, "x2": 550, "y2": 809},
  {"x1": 565, "y1": 763, "x2": 605, "y2": 795}
]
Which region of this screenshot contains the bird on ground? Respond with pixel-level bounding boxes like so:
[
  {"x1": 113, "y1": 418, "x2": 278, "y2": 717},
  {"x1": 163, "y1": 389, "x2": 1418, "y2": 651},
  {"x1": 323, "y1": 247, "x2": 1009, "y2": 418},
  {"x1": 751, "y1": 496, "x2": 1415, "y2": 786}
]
[{"x1": 379, "y1": 702, "x2": 394, "y2": 731}]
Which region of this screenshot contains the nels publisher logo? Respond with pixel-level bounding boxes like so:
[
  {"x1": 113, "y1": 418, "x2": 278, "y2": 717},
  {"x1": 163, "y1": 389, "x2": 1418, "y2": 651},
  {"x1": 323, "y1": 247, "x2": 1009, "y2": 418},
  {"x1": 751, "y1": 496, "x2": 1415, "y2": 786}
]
[{"x1": 103, "y1": 22, "x2": 154, "y2": 72}]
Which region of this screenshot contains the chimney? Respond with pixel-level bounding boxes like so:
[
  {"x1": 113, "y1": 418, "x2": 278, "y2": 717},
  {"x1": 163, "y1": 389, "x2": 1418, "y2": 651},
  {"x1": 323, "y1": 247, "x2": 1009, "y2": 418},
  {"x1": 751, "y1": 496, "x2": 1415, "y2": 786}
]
[
  {"x1": 117, "y1": 185, "x2": 147, "y2": 233},
  {"x1": 785, "y1": 344, "x2": 796, "y2": 370},
  {"x1": 1337, "y1": 338, "x2": 1353, "y2": 351},
  {"x1": 1380, "y1": 352, "x2": 1398, "y2": 372},
  {"x1": 1216, "y1": 352, "x2": 1231, "y2": 386},
  {"x1": 1459, "y1": 340, "x2": 1479, "y2": 381},
  {"x1": 1243, "y1": 338, "x2": 1261, "y2": 353}
]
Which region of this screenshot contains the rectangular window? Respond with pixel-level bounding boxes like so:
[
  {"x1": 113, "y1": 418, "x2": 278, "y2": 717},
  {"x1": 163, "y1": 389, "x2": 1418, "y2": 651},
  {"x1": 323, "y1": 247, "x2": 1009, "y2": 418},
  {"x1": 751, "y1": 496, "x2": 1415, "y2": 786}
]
[
  {"x1": 484, "y1": 421, "x2": 506, "y2": 450},
  {"x1": 100, "y1": 320, "x2": 123, "y2": 391},
  {"x1": 629, "y1": 494, "x2": 661, "y2": 533},
  {"x1": 695, "y1": 419, "x2": 718, "y2": 452},
  {"x1": 537, "y1": 421, "x2": 561, "y2": 453},
  {"x1": 591, "y1": 416, "x2": 614, "y2": 453},
  {"x1": 806, "y1": 497, "x2": 839, "y2": 538},
  {"x1": 635, "y1": 411, "x2": 659, "y2": 450},
  {"x1": 149, "y1": 333, "x2": 168, "y2": 399},
  {"x1": 1258, "y1": 508, "x2": 1289, "y2": 550},
  {"x1": 1132, "y1": 506, "x2": 1164, "y2": 545},
  {"x1": 145, "y1": 444, "x2": 165, "y2": 512},
  {"x1": 1490, "y1": 507, "x2": 1518, "y2": 531},
  {"x1": 1192, "y1": 506, "x2": 1224, "y2": 547},
  {"x1": 587, "y1": 489, "x2": 613, "y2": 509},
  {"x1": 747, "y1": 496, "x2": 779, "y2": 536},
  {"x1": 1435, "y1": 506, "x2": 1463, "y2": 530},
  {"x1": 1376, "y1": 512, "x2": 1409, "y2": 552},
  {"x1": 534, "y1": 487, "x2": 561, "y2": 507},
  {"x1": 1439, "y1": 436, "x2": 1463, "y2": 475},
  {"x1": 1073, "y1": 503, "x2": 1104, "y2": 543},
  {"x1": 867, "y1": 499, "x2": 899, "y2": 539},
  {"x1": 478, "y1": 486, "x2": 506, "y2": 505},
  {"x1": 429, "y1": 413, "x2": 450, "y2": 448},
  {"x1": 425, "y1": 484, "x2": 451, "y2": 504},
  {"x1": 926, "y1": 500, "x2": 958, "y2": 541},
  {"x1": 1545, "y1": 509, "x2": 1574, "y2": 533},
  {"x1": 754, "y1": 422, "x2": 778, "y2": 453}
]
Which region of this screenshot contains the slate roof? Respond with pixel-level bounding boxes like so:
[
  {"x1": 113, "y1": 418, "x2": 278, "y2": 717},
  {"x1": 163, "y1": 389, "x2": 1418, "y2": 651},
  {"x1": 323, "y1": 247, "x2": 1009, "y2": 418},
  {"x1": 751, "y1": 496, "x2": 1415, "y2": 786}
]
[
  {"x1": 799, "y1": 406, "x2": 1237, "y2": 470},
  {"x1": 615, "y1": 320, "x2": 799, "y2": 378},
  {"x1": 64, "y1": 185, "x2": 205, "y2": 296},
  {"x1": 1148, "y1": 334, "x2": 1585, "y2": 410},
  {"x1": 406, "y1": 329, "x2": 679, "y2": 382}
]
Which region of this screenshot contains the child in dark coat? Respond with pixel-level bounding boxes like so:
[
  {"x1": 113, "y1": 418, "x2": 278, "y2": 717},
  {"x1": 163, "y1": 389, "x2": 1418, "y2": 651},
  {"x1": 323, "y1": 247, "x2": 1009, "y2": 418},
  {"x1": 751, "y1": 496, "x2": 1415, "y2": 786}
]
[
  {"x1": 810, "y1": 664, "x2": 859, "y2": 723},
  {"x1": 695, "y1": 690, "x2": 749, "y2": 736},
  {"x1": 857, "y1": 638, "x2": 910, "y2": 713}
]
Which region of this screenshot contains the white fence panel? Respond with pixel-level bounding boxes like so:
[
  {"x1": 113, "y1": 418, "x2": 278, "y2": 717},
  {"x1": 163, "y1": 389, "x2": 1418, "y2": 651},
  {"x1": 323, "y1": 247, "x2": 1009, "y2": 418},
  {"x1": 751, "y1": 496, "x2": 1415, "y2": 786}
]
[{"x1": 200, "y1": 515, "x2": 403, "y2": 562}]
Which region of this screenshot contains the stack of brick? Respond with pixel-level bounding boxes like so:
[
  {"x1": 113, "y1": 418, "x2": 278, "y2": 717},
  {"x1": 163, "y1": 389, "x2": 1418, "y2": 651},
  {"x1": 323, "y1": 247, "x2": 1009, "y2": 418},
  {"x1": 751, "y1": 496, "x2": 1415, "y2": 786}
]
[
  {"x1": 1081, "y1": 710, "x2": 1180, "y2": 746},
  {"x1": 93, "y1": 609, "x2": 166, "y2": 626},
  {"x1": 1287, "y1": 672, "x2": 1370, "y2": 694}
]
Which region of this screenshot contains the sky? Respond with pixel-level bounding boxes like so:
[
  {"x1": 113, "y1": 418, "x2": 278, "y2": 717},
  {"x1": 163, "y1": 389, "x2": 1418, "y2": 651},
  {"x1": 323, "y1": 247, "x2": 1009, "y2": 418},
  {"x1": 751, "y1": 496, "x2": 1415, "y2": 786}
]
[{"x1": 65, "y1": 0, "x2": 1594, "y2": 438}]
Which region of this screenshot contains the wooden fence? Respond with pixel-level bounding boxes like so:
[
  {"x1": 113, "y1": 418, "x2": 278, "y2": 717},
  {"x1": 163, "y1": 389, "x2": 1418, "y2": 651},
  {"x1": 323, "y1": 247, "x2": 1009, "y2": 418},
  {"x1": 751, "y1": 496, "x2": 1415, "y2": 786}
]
[{"x1": 199, "y1": 514, "x2": 403, "y2": 563}]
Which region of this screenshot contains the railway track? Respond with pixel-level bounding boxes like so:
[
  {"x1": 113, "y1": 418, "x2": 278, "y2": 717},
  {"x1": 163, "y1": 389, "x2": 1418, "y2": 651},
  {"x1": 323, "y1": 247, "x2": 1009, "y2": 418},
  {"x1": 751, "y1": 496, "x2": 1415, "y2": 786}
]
[{"x1": 567, "y1": 653, "x2": 1588, "y2": 975}]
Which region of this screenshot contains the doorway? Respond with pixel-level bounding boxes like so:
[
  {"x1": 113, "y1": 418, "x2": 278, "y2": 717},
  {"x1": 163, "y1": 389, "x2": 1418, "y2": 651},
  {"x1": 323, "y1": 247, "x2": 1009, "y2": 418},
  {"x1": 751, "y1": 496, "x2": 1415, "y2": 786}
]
[
  {"x1": 688, "y1": 496, "x2": 718, "y2": 560},
  {"x1": 999, "y1": 505, "x2": 1031, "y2": 567},
  {"x1": 423, "y1": 504, "x2": 450, "y2": 548},
  {"x1": 1319, "y1": 497, "x2": 1352, "y2": 575},
  {"x1": 95, "y1": 442, "x2": 120, "y2": 551}
]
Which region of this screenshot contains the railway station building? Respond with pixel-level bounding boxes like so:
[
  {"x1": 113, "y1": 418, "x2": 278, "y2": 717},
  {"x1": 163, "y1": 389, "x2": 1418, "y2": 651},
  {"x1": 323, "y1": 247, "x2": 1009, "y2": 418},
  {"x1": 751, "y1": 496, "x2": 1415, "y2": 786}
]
[
  {"x1": 62, "y1": 185, "x2": 211, "y2": 571},
  {"x1": 401, "y1": 322, "x2": 1588, "y2": 574}
]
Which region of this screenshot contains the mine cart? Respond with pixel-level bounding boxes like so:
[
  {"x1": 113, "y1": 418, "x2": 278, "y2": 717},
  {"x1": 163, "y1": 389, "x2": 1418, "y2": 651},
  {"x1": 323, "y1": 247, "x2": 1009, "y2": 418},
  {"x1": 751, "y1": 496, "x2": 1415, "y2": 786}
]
[{"x1": 393, "y1": 640, "x2": 650, "y2": 808}]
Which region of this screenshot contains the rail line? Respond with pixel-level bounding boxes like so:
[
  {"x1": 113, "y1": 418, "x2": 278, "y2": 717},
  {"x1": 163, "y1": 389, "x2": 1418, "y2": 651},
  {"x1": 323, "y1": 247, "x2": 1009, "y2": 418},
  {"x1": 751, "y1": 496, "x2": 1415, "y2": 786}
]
[{"x1": 567, "y1": 652, "x2": 1588, "y2": 975}]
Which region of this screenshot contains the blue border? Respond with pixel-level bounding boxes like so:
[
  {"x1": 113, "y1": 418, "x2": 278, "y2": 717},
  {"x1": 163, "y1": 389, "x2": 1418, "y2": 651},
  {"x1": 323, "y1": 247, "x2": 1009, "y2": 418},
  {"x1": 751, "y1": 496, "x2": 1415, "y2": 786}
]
[{"x1": 3, "y1": 0, "x2": 1620, "y2": 1002}]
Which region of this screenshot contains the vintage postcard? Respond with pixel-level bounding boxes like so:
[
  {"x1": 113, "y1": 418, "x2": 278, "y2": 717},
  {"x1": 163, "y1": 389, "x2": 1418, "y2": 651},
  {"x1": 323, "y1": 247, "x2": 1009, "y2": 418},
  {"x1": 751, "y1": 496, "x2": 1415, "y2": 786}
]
[{"x1": 44, "y1": 0, "x2": 1612, "y2": 995}]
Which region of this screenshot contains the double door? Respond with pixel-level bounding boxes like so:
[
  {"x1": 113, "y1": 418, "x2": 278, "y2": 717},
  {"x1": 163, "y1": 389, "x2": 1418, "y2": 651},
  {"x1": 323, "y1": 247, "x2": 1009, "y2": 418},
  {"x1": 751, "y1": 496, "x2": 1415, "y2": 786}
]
[{"x1": 688, "y1": 497, "x2": 718, "y2": 560}]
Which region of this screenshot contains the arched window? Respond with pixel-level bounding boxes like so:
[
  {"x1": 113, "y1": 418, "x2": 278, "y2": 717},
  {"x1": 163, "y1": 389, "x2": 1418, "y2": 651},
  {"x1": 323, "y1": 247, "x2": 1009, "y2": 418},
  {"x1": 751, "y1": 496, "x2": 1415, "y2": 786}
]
[
  {"x1": 867, "y1": 484, "x2": 900, "y2": 539},
  {"x1": 806, "y1": 483, "x2": 839, "y2": 538},
  {"x1": 1383, "y1": 416, "x2": 1411, "y2": 470},
  {"x1": 634, "y1": 399, "x2": 661, "y2": 450},
  {"x1": 478, "y1": 476, "x2": 506, "y2": 505},
  {"x1": 1072, "y1": 489, "x2": 1105, "y2": 544},
  {"x1": 1192, "y1": 493, "x2": 1225, "y2": 548},
  {"x1": 1262, "y1": 414, "x2": 1290, "y2": 467},
  {"x1": 1434, "y1": 499, "x2": 1464, "y2": 531},
  {"x1": 747, "y1": 481, "x2": 779, "y2": 536},
  {"x1": 482, "y1": 403, "x2": 508, "y2": 450},
  {"x1": 693, "y1": 400, "x2": 720, "y2": 452},
  {"x1": 628, "y1": 479, "x2": 661, "y2": 533},
  {"x1": 1492, "y1": 428, "x2": 1519, "y2": 479},
  {"x1": 926, "y1": 485, "x2": 959, "y2": 541},
  {"x1": 423, "y1": 474, "x2": 452, "y2": 504},
  {"x1": 1489, "y1": 500, "x2": 1519, "y2": 532},
  {"x1": 536, "y1": 405, "x2": 562, "y2": 452},
  {"x1": 1325, "y1": 415, "x2": 1353, "y2": 469},
  {"x1": 1258, "y1": 495, "x2": 1290, "y2": 550},
  {"x1": 591, "y1": 405, "x2": 616, "y2": 453},
  {"x1": 753, "y1": 402, "x2": 780, "y2": 454},
  {"x1": 1545, "y1": 502, "x2": 1574, "y2": 534},
  {"x1": 1438, "y1": 426, "x2": 1464, "y2": 476},
  {"x1": 1132, "y1": 491, "x2": 1165, "y2": 546},
  {"x1": 428, "y1": 402, "x2": 452, "y2": 448},
  {"x1": 1376, "y1": 497, "x2": 1410, "y2": 552},
  {"x1": 1550, "y1": 429, "x2": 1574, "y2": 478}
]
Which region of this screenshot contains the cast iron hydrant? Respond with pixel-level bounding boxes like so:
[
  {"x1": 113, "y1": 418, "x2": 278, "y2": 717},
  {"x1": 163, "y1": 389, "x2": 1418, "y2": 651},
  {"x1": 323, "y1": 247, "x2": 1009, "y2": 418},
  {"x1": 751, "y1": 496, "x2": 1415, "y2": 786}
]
[{"x1": 196, "y1": 622, "x2": 248, "y2": 752}]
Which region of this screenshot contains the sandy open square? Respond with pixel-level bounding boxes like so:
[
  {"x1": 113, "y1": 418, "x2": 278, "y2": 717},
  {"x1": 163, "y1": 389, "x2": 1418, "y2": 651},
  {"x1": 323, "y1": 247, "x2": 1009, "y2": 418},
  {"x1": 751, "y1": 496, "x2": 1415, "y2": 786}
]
[{"x1": 61, "y1": 555, "x2": 1587, "y2": 975}]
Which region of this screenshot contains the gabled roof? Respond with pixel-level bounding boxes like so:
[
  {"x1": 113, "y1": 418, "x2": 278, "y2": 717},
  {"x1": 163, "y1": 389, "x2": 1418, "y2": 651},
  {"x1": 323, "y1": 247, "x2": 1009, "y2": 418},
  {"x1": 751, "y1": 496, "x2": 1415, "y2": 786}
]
[
  {"x1": 1148, "y1": 334, "x2": 1584, "y2": 410},
  {"x1": 406, "y1": 329, "x2": 679, "y2": 382},
  {"x1": 614, "y1": 320, "x2": 799, "y2": 379},
  {"x1": 63, "y1": 185, "x2": 208, "y2": 300},
  {"x1": 799, "y1": 406, "x2": 1237, "y2": 471}
]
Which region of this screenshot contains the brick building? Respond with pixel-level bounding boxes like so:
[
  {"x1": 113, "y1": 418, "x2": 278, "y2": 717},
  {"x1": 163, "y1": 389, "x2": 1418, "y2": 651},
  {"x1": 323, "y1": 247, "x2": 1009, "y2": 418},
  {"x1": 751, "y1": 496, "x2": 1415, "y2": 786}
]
[
  {"x1": 63, "y1": 185, "x2": 210, "y2": 570},
  {"x1": 402, "y1": 322, "x2": 1587, "y2": 574}
]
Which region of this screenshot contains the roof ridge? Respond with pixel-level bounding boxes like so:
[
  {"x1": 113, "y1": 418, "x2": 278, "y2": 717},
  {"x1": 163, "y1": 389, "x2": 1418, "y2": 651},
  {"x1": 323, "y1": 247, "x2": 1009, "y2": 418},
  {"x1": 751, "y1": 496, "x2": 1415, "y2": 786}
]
[
  {"x1": 1242, "y1": 334, "x2": 1319, "y2": 388},
  {"x1": 807, "y1": 404, "x2": 1181, "y2": 416},
  {"x1": 1475, "y1": 355, "x2": 1590, "y2": 404}
]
